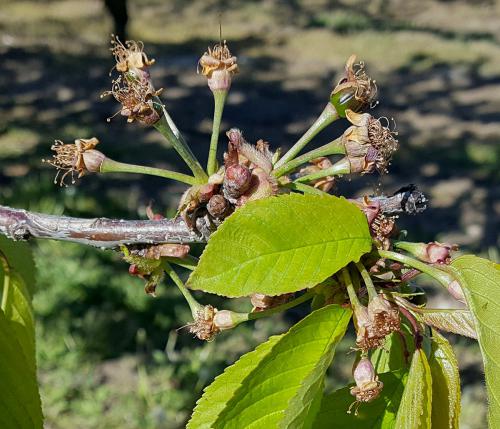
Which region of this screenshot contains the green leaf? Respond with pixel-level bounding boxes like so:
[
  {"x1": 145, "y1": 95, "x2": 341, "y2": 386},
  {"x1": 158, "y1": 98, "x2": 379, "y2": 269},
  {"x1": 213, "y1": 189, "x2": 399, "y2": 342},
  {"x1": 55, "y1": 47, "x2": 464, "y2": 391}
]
[
  {"x1": 208, "y1": 305, "x2": 352, "y2": 428},
  {"x1": 313, "y1": 370, "x2": 408, "y2": 428},
  {"x1": 189, "y1": 194, "x2": 371, "y2": 297},
  {"x1": 0, "y1": 236, "x2": 36, "y2": 294},
  {"x1": 394, "y1": 348, "x2": 432, "y2": 429},
  {"x1": 450, "y1": 255, "x2": 500, "y2": 427},
  {"x1": 417, "y1": 308, "x2": 477, "y2": 339},
  {"x1": 429, "y1": 330, "x2": 461, "y2": 429},
  {"x1": 187, "y1": 334, "x2": 282, "y2": 429},
  {"x1": 0, "y1": 238, "x2": 43, "y2": 428}
]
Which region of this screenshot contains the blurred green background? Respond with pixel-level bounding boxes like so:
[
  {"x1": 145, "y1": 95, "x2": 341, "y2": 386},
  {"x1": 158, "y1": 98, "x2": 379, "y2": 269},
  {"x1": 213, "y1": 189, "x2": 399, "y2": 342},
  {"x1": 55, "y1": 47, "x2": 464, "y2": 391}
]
[{"x1": 0, "y1": 0, "x2": 498, "y2": 427}]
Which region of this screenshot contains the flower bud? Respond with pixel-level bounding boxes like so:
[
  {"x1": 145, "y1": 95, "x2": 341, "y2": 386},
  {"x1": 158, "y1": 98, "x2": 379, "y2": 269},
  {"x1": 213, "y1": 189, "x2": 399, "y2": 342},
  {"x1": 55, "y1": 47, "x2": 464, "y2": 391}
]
[
  {"x1": 223, "y1": 164, "x2": 252, "y2": 202},
  {"x1": 396, "y1": 241, "x2": 458, "y2": 265},
  {"x1": 447, "y1": 280, "x2": 466, "y2": 303},
  {"x1": 207, "y1": 194, "x2": 231, "y2": 219},
  {"x1": 198, "y1": 41, "x2": 238, "y2": 92},
  {"x1": 349, "y1": 357, "x2": 383, "y2": 412},
  {"x1": 330, "y1": 55, "x2": 377, "y2": 117}
]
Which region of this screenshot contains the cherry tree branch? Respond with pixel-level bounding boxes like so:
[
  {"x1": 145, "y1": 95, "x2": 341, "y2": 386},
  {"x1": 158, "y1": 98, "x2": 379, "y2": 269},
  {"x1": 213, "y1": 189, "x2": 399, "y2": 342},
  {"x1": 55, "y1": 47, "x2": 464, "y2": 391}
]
[{"x1": 0, "y1": 205, "x2": 208, "y2": 248}]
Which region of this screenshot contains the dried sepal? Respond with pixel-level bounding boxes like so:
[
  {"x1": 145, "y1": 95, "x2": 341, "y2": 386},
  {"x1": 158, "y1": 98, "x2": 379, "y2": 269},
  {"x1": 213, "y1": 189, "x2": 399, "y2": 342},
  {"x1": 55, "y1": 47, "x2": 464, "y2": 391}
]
[{"x1": 42, "y1": 137, "x2": 103, "y2": 186}]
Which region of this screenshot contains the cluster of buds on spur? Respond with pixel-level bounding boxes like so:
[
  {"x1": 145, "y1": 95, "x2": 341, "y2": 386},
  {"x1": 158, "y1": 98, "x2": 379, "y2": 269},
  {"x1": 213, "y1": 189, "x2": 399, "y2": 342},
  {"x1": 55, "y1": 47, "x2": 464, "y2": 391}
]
[
  {"x1": 188, "y1": 305, "x2": 246, "y2": 341},
  {"x1": 353, "y1": 294, "x2": 400, "y2": 352},
  {"x1": 102, "y1": 36, "x2": 163, "y2": 125},
  {"x1": 349, "y1": 357, "x2": 384, "y2": 415},
  {"x1": 330, "y1": 54, "x2": 377, "y2": 117},
  {"x1": 198, "y1": 41, "x2": 239, "y2": 92},
  {"x1": 341, "y1": 110, "x2": 399, "y2": 175},
  {"x1": 42, "y1": 138, "x2": 105, "y2": 186},
  {"x1": 178, "y1": 129, "x2": 278, "y2": 227}
]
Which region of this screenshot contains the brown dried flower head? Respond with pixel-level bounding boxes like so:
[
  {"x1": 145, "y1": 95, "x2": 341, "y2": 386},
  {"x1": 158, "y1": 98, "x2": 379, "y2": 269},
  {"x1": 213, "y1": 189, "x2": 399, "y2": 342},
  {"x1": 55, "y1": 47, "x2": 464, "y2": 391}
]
[
  {"x1": 343, "y1": 110, "x2": 399, "y2": 174},
  {"x1": 349, "y1": 357, "x2": 384, "y2": 415},
  {"x1": 110, "y1": 36, "x2": 155, "y2": 73},
  {"x1": 102, "y1": 73, "x2": 162, "y2": 124},
  {"x1": 354, "y1": 306, "x2": 385, "y2": 351},
  {"x1": 367, "y1": 295, "x2": 400, "y2": 337},
  {"x1": 188, "y1": 305, "x2": 220, "y2": 341},
  {"x1": 330, "y1": 54, "x2": 377, "y2": 117},
  {"x1": 43, "y1": 137, "x2": 103, "y2": 186},
  {"x1": 198, "y1": 41, "x2": 238, "y2": 91}
]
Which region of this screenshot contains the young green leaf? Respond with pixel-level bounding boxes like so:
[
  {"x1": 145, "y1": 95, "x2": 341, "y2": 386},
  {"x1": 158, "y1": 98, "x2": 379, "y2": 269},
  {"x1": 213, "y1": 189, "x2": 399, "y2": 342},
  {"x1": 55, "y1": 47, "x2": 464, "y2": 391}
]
[
  {"x1": 450, "y1": 255, "x2": 500, "y2": 427},
  {"x1": 394, "y1": 348, "x2": 432, "y2": 429},
  {"x1": 429, "y1": 330, "x2": 461, "y2": 428},
  {"x1": 187, "y1": 335, "x2": 282, "y2": 429},
  {"x1": 0, "y1": 238, "x2": 43, "y2": 428},
  {"x1": 208, "y1": 305, "x2": 352, "y2": 428},
  {"x1": 312, "y1": 370, "x2": 408, "y2": 428},
  {"x1": 188, "y1": 194, "x2": 371, "y2": 297},
  {"x1": 417, "y1": 309, "x2": 476, "y2": 339}
]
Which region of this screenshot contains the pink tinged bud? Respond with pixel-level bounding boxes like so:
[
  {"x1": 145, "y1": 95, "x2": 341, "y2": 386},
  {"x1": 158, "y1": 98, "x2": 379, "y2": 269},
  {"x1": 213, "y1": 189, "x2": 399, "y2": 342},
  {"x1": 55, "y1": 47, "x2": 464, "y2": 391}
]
[
  {"x1": 426, "y1": 242, "x2": 458, "y2": 264},
  {"x1": 208, "y1": 69, "x2": 233, "y2": 92},
  {"x1": 82, "y1": 149, "x2": 106, "y2": 173},
  {"x1": 353, "y1": 357, "x2": 376, "y2": 387},
  {"x1": 223, "y1": 164, "x2": 252, "y2": 201}
]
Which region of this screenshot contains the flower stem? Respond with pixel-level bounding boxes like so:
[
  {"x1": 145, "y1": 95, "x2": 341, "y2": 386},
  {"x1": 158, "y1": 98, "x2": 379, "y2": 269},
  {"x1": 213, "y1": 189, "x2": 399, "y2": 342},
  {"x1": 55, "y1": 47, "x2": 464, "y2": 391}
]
[
  {"x1": 163, "y1": 255, "x2": 199, "y2": 271},
  {"x1": 247, "y1": 290, "x2": 316, "y2": 321},
  {"x1": 163, "y1": 261, "x2": 202, "y2": 318},
  {"x1": 355, "y1": 262, "x2": 377, "y2": 300},
  {"x1": 341, "y1": 267, "x2": 362, "y2": 308},
  {"x1": 0, "y1": 252, "x2": 11, "y2": 312},
  {"x1": 207, "y1": 90, "x2": 227, "y2": 176},
  {"x1": 274, "y1": 102, "x2": 340, "y2": 169},
  {"x1": 100, "y1": 158, "x2": 198, "y2": 185},
  {"x1": 294, "y1": 157, "x2": 350, "y2": 184},
  {"x1": 272, "y1": 137, "x2": 345, "y2": 178},
  {"x1": 153, "y1": 100, "x2": 208, "y2": 182},
  {"x1": 376, "y1": 250, "x2": 455, "y2": 289},
  {"x1": 280, "y1": 181, "x2": 329, "y2": 196}
]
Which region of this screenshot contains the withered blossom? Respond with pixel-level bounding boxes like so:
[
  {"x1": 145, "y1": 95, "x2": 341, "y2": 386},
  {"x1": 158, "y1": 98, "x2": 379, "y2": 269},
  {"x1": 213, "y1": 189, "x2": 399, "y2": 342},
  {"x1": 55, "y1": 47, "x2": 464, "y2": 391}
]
[
  {"x1": 367, "y1": 295, "x2": 400, "y2": 337},
  {"x1": 353, "y1": 306, "x2": 385, "y2": 351},
  {"x1": 250, "y1": 293, "x2": 294, "y2": 312},
  {"x1": 102, "y1": 74, "x2": 162, "y2": 124},
  {"x1": 188, "y1": 305, "x2": 219, "y2": 341},
  {"x1": 342, "y1": 110, "x2": 399, "y2": 174},
  {"x1": 110, "y1": 36, "x2": 155, "y2": 73},
  {"x1": 349, "y1": 357, "x2": 384, "y2": 414},
  {"x1": 198, "y1": 41, "x2": 239, "y2": 91},
  {"x1": 42, "y1": 138, "x2": 104, "y2": 186},
  {"x1": 330, "y1": 54, "x2": 377, "y2": 117}
]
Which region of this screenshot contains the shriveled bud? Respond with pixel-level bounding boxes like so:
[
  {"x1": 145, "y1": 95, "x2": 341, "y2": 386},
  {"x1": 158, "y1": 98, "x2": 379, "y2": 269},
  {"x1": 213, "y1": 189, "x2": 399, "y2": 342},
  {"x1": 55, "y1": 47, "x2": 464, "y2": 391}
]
[
  {"x1": 330, "y1": 55, "x2": 377, "y2": 117},
  {"x1": 367, "y1": 295, "x2": 400, "y2": 337},
  {"x1": 396, "y1": 241, "x2": 458, "y2": 265},
  {"x1": 198, "y1": 183, "x2": 218, "y2": 204},
  {"x1": 42, "y1": 137, "x2": 103, "y2": 186},
  {"x1": 223, "y1": 164, "x2": 252, "y2": 202},
  {"x1": 349, "y1": 357, "x2": 383, "y2": 414},
  {"x1": 207, "y1": 194, "x2": 231, "y2": 219},
  {"x1": 342, "y1": 110, "x2": 398, "y2": 175},
  {"x1": 198, "y1": 41, "x2": 238, "y2": 92},
  {"x1": 189, "y1": 305, "x2": 219, "y2": 341},
  {"x1": 213, "y1": 310, "x2": 247, "y2": 331},
  {"x1": 237, "y1": 168, "x2": 278, "y2": 206}
]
